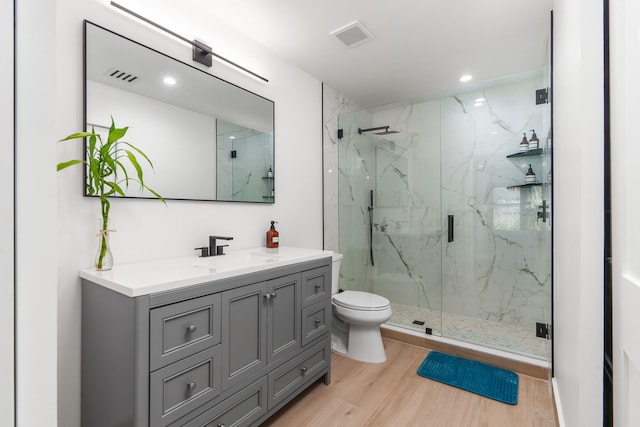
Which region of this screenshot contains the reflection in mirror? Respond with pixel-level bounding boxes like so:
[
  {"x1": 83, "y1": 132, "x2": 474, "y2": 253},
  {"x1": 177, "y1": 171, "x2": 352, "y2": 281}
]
[
  {"x1": 84, "y1": 21, "x2": 275, "y2": 202},
  {"x1": 216, "y1": 119, "x2": 274, "y2": 202}
]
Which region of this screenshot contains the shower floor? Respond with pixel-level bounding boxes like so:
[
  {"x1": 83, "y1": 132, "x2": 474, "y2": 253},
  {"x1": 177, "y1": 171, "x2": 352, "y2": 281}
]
[{"x1": 388, "y1": 302, "x2": 548, "y2": 360}]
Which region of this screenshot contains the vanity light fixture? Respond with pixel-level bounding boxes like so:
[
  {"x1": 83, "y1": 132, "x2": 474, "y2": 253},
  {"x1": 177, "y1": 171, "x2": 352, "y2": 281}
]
[
  {"x1": 459, "y1": 74, "x2": 473, "y2": 82},
  {"x1": 110, "y1": 1, "x2": 269, "y2": 83}
]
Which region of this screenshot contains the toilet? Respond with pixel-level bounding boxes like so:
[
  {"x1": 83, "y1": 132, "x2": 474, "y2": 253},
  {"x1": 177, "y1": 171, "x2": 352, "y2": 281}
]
[{"x1": 331, "y1": 253, "x2": 392, "y2": 363}]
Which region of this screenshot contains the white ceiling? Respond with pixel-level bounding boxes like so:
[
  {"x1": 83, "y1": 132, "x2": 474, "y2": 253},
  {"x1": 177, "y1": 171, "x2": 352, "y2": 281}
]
[{"x1": 132, "y1": 0, "x2": 555, "y2": 108}]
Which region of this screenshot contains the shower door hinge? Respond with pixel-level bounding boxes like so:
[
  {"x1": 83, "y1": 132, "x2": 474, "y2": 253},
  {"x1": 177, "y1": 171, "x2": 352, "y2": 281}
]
[
  {"x1": 536, "y1": 322, "x2": 551, "y2": 340},
  {"x1": 536, "y1": 88, "x2": 550, "y2": 105},
  {"x1": 337, "y1": 129, "x2": 344, "y2": 139}
]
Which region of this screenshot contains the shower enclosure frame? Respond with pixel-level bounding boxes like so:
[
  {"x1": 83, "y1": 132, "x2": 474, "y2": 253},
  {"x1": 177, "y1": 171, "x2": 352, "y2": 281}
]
[{"x1": 335, "y1": 70, "x2": 553, "y2": 363}]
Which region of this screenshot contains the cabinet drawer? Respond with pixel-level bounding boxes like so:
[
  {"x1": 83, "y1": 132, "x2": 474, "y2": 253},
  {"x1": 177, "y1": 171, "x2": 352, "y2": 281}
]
[
  {"x1": 301, "y1": 266, "x2": 330, "y2": 308},
  {"x1": 150, "y1": 346, "x2": 222, "y2": 427},
  {"x1": 150, "y1": 294, "x2": 221, "y2": 371},
  {"x1": 181, "y1": 377, "x2": 267, "y2": 427},
  {"x1": 301, "y1": 300, "x2": 331, "y2": 347},
  {"x1": 268, "y1": 340, "x2": 330, "y2": 409}
]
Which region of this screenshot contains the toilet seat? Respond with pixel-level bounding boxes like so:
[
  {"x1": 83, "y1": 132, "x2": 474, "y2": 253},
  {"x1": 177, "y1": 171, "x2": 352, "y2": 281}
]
[{"x1": 332, "y1": 290, "x2": 390, "y2": 311}]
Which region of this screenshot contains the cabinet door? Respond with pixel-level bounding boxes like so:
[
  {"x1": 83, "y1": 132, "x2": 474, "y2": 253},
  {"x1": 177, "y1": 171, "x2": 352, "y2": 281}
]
[
  {"x1": 221, "y1": 282, "x2": 267, "y2": 391},
  {"x1": 266, "y1": 273, "x2": 301, "y2": 365},
  {"x1": 301, "y1": 266, "x2": 330, "y2": 308}
]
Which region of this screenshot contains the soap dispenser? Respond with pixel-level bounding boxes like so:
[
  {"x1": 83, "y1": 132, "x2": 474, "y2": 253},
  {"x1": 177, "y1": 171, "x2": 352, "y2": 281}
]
[
  {"x1": 519, "y1": 133, "x2": 529, "y2": 152},
  {"x1": 529, "y1": 129, "x2": 539, "y2": 150},
  {"x1": 266, "y1": 221, "x2": 279, "y2": 248},
  {"x1": 525, "y1": 164, "x2": 536, "y2": 184}
]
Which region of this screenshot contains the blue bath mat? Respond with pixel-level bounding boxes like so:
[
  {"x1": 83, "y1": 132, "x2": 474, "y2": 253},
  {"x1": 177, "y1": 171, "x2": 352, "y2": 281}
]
[{"x1": 416, "y1": 351, "x2": 519, "y2": 405}]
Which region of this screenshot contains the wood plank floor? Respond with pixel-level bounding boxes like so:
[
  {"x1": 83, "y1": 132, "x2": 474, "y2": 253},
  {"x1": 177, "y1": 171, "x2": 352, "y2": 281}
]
[{"x1": 262, "y1": 338, "x2": 557, "y2": 427}]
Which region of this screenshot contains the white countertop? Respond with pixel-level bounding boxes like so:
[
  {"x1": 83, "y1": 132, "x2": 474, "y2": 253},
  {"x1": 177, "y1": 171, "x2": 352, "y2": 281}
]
[{"x1": 79, "y1": 246, "x2": 333, "y2": 297}]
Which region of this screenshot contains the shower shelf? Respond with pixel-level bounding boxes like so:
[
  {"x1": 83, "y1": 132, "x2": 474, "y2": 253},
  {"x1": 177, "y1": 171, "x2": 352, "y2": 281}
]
[
  {"x1": 506, "y1": 148, "x2": 550, "y2": 159},
  {"x1": 507, "y1": 183, "x2": 550, "y2": 189}
]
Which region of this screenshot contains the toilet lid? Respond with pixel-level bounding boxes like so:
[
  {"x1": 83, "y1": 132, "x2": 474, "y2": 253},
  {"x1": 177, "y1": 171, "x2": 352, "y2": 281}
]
[{"x1": 332, "y1": 291, "x2": 390, "y2": 311}]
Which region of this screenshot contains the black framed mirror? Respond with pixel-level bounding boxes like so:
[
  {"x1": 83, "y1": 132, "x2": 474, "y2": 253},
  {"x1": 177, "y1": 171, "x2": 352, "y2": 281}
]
[{"x1": 84, "y1": 20, "x2": 275, "y2": 203}]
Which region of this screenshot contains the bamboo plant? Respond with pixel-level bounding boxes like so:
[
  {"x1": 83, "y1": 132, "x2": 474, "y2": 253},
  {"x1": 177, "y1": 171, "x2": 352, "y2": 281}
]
[{"x1": 57, "y1": 118, "x2": 165, "y2": 270}]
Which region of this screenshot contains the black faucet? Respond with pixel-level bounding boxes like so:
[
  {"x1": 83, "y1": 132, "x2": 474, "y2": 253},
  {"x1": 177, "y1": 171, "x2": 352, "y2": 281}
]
[
  {"x1": 195, "y1": 235, "x2": 234, "y2": 257},
  {"x1": 209, "y1": 235, "x2": 233, "y2": 256}
]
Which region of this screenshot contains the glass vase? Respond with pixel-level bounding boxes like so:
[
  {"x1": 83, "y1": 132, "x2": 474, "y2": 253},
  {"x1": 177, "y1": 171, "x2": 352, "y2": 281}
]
[{"x1": 95, "y1": 219, "x2": 114, "y2": 271}]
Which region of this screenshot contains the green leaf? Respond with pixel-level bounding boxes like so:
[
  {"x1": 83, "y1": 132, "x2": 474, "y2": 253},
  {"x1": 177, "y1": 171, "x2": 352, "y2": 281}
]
[
  {"x1": 125, "y1": 150, "x2": 144, "y2": 184},
  {"x1": 142, "y1": 184, "x2": 166, "y2": 204},
  {"x1": 58, "y1": 131, "x2": 94, "y2": 142},
  {"x1": 57, "y1": 159, "x2": 84, "y2": 171},
  {"x1": 104, "y1": 181, "x2": 126, "y2": 197},
  {"x1": 119, "y1": 141, "x2": 154, "y2": 169},
  {"x1": 107, "y1": 119, "x2": 128, "y2": 144},
  {"x1": 113, "y1": 159, "x2": 130, "y2": 188},
  {"x1": 87, "y1": 134, "x2": 98, "y2": 159}
]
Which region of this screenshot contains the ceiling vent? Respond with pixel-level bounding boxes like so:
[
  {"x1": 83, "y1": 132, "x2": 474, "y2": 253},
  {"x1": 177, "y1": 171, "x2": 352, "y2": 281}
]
[
  {"x1": 330, "y1": 21, "x2": 374, "y2": 48},
  {"x1": 105, "y1": 67, "x2": 139, "y2": 83}
]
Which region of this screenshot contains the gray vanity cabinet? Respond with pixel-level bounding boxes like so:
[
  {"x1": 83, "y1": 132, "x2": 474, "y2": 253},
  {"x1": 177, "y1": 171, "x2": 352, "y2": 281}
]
[
  {"x1": 265, "y1": 273, "x2": 301, "y2": 364},
  {"x1": 221, "y1": 281, "x2": 268, "y2": 391},
  {"x1": 81, "y1": 256, "x2": 331, "y2": 427}
]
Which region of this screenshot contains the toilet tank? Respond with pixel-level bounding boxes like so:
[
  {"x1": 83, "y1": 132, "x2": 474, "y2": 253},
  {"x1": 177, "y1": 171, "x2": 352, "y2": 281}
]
[{"x1": 331, "y1": 253, "x2": 343, "y2": 294}]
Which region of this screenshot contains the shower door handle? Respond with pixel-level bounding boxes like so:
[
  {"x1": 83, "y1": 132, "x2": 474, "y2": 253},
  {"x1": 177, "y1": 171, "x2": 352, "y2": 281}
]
[{"x1": 448, "y1": 215, "x2": 454, "y2": 242}]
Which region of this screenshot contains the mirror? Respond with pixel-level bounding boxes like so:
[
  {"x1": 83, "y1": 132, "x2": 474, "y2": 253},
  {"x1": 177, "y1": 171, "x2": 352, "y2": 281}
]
[{"x1": 84, "y1": 21, "x2": 275, "y2": 203}]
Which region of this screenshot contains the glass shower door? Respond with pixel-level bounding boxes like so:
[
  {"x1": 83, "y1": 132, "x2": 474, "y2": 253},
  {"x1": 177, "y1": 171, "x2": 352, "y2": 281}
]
[{"x1": 439, "y1": 73, "x2": 553, "y2": 360}]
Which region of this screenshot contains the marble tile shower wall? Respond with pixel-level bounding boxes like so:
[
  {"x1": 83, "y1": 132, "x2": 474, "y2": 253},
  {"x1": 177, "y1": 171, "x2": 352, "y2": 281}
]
[
  {"x1": 438, "y1": 75, "x2": 551, "y2": 329},
  {"x1": 217, "y1": 132, "x2": 273, "y2": 201},
  {"x1": 326, "y1": 74, "x2": 551, "y2": 335}
]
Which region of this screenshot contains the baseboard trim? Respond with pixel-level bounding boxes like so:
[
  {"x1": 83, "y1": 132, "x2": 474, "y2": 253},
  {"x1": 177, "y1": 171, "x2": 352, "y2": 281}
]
[
  {"x1": 381, "y1": 326, "x2": 551, "y2": 379},
  {"x1": 552, "y1": 378, "x2": 565, "y2": 427}
]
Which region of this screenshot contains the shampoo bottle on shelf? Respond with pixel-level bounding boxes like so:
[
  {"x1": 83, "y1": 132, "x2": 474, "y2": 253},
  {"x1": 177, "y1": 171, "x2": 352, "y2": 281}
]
[
  {"x1": 525, "y1": 164, "x2": 536, "y2": 184},
  {"x1": 519, "y1": 133, "x2": 529, "y2": 152},
  {"x1": 267, "y1": 166, "x2": 273, "y2": 178},
  {"x1": 266, "y1": 220, "x2": 279, "y2": 248},
  {"x1": 529, "y1": 129, "x2": 539, "y2": 150}
]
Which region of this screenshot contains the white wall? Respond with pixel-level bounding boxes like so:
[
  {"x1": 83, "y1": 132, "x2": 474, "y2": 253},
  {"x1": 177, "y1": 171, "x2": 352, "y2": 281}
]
[
  {"x1": 56, "y1": 1, "x2": 323, "y2": 426},
  {"x1": 88, "y1": 81, "x2": 218, "y2": 200},
  {"x1": 15, "y1": 0, "x2": 59, "y2": 425},
  {"x1": 0, "y1": 0, "x2": 14, "y2": 424},
  {"x1": 553, "y1": 0, "x2": 604, "y2": 425}
]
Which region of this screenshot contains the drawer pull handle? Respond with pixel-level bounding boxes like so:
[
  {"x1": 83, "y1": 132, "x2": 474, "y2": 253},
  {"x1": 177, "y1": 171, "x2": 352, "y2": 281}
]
[
  {"x1": 301, "y1": 367, "x2": 307, "y2": 375},
  {"x1": 314, "y1": 283, "x2": 321, "y2": 289},
  {"x1": 218, "y1": 424, "x2": 225, "y2": 427},
  {"x1": 270, "y1": 292, "x2": 277, "y2": 299},
  {"x1": 186, "y1": 325, "x2": 197, "y2": 333},
  {"x1": 264, "y1": 292, "x2": 278, "y2": 301},
  {"x1": 314, "y1": 318, "x2": 321, "y2": 325},
  {"x1": 187, "y1": 381, "x2": 197, "y2": 391}
]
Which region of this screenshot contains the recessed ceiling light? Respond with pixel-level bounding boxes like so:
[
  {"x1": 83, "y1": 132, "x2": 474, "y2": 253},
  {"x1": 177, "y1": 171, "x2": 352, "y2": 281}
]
[
  {"x1": 475, "y1": 97, "x2": 486, "y2": 103},
  {"x1": 474, "y1": 102, "x2": 484, "y2": 108},
  {"x1": 163, "y1": 76, "x2": 177, "y2": 86},
  {"x1": 229, "y1": 136, "x2": 236, "y2": 139},
  {"x1": 459, "y1": 74, "x2": 473, "y2": 82}
]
